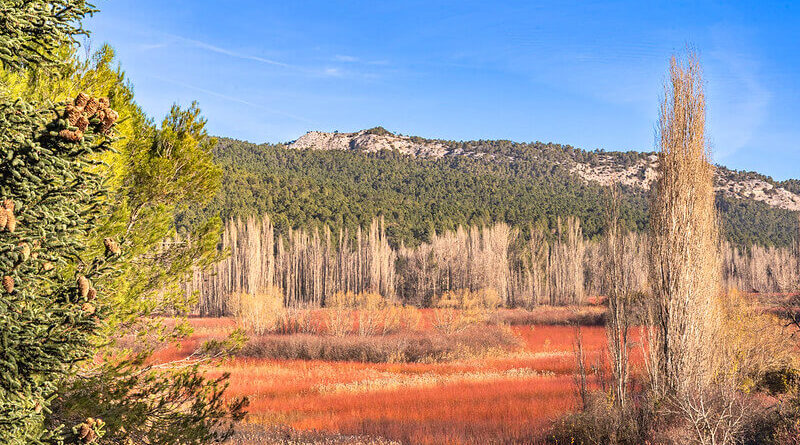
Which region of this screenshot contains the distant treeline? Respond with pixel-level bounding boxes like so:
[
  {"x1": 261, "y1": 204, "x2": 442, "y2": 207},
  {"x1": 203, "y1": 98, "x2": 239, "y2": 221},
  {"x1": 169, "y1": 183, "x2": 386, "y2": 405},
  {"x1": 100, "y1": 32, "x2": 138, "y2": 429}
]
[
  {"x1": 186, "y1": 215, "x2": 800, "y2": 316},
  {"x1": 177, "y1": 138, "x2": 799, "y2": 248}
]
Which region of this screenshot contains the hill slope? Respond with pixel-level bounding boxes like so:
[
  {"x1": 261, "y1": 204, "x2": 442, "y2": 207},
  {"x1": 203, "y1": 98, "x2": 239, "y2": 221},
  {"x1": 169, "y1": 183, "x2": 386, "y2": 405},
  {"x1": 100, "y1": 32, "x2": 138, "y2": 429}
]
[
  {"x1": 290, "y1": 128, "x2": 800, "y2": 212},
  {"x1": 177, "y1": 128, "x2": 799, "y2": 247}
]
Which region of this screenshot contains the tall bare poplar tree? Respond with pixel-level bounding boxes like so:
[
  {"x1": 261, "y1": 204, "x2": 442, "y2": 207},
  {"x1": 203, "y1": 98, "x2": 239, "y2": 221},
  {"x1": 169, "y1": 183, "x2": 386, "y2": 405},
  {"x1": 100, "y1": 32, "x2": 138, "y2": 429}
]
[
  {"x1": 648, "y1": 54, "x2": 722, "y2": 397},
  {"x1": 794, "y1": 212, "x2": 800, "y2": 280},
  {"x1": 604, "y1": 185, "x2": 633, "y2": 409}
]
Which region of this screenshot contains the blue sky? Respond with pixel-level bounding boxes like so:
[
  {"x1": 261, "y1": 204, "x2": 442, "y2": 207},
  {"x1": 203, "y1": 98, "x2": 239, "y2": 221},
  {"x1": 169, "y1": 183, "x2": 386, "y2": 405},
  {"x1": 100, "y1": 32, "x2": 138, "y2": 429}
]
[{"x1": 85, "y1": 1, "x2": 799, "y2": 180}]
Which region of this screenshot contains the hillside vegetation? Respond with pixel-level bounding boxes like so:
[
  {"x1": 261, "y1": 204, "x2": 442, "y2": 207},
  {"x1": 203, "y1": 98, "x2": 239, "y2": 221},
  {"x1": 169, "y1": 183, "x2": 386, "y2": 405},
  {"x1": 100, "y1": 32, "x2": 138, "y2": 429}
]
[{"x1": 178, "y1": 131, "x2": 798, "y2": 247}]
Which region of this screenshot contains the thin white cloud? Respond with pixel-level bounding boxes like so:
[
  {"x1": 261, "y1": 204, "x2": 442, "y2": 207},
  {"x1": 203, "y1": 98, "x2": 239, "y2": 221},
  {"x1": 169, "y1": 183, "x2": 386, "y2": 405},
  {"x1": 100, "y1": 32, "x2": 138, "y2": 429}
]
[
  {"x1": 150, "y1": 75, "x2": 315, "y2": 124},
  {"x1": 706, "y1": 31, "x2": 771, "y2": 162},
  {"x1": 170, "y1": 34, "x2": 294, "y2": 68},
  {"x1": 168, "y1": 34, "x2": 385, "y2": 80},
  {"x1": 334, "y1": 54, "x2": 359, "y2": 62},
  {"x1": 137, "y1": 41, "x2": 170, "y2": 51}
]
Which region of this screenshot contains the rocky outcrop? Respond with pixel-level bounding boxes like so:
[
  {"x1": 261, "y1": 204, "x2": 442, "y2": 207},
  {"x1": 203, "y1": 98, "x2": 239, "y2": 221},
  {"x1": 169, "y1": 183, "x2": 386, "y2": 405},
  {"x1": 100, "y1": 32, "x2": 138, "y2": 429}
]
[
  {"x1": 571, "y1": 154, "x2": 800, "y2": 211},
  {"x1": 289, "y1": 128, "x2": 449, "y2": 158}
]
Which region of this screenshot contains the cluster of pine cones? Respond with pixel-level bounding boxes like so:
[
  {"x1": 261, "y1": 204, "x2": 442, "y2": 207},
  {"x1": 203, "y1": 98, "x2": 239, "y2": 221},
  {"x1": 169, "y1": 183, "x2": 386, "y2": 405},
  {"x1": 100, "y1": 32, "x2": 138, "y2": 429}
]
[
  {"x1": 2, "y1": 199, "x2": 17, "y2": 294},
  {"x1": 59, "y1": 92, "x2": 119, "y2": 142},
  {"x1": 73, "y1": 417, "x2": 102, "y2": 444}
]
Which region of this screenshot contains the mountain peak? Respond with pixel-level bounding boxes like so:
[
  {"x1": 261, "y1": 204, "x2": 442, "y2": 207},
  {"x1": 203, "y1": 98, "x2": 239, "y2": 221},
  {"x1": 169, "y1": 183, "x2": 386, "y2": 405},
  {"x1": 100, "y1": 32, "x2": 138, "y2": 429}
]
[{"x1": 289, "y1": 128, "x2": 450, "y2": 158}]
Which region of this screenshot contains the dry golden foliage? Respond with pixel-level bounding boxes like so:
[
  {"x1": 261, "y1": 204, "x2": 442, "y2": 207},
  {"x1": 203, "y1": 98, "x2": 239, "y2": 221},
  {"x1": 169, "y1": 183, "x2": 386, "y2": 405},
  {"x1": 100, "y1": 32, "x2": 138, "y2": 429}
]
[
  {"x1": 323, "y1": 291, "x2": 420, "y2": 337},
  {"x1": 647, "y1": 53, "x2": 723, "y2": 396},
  {"x1": 229, "y1": 287, "x2": 285, "y2": 335},
  {"x1": 718, "y1": 289, "x2": 795, "y2": 388},
  {"x1": 433, "y1": 288, "x2": 501, "y2": 334}
]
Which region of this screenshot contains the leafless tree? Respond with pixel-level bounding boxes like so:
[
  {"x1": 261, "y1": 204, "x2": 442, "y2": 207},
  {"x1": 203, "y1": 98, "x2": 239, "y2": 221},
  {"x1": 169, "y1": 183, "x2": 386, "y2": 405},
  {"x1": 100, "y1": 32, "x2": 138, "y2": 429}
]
[
  {"x1": 604, "y1": 185, "x2": 634, "y2": 409},
  {"x1": 647, "y1": 53, "x2": 722, "y2": 397}
]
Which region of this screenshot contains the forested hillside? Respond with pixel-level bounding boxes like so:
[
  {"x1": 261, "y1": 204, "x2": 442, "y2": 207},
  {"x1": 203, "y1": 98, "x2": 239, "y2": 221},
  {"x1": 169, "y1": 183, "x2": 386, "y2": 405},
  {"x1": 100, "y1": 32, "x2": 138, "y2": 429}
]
[{"x1": 177, "y1": 133, "x2": 799, "y2": 247}]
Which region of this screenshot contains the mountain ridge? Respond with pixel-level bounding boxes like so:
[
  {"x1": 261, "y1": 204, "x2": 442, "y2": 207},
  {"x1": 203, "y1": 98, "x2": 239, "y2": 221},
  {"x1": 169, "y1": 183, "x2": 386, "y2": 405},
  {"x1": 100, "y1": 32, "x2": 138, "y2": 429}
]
[
  {"x1": 175, "y1": 131, "x2": 799, "y2": 249},
  {"x1": 288, "y1": 127, "x2": 800, "y2": 212}
]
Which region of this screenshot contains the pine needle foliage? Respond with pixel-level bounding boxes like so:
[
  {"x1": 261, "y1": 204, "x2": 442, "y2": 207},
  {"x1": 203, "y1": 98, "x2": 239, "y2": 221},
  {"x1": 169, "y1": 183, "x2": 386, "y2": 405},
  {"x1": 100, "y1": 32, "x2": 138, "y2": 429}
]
[
  {"x1": 0, "y1": 0, "x2": 96, "y2": 70},
  {"x1": 0, "y1": 2, "x2": 114, "y2": 443},
  {"x1": 0, "y1": 94, "x2": 118, "y2": 443}
]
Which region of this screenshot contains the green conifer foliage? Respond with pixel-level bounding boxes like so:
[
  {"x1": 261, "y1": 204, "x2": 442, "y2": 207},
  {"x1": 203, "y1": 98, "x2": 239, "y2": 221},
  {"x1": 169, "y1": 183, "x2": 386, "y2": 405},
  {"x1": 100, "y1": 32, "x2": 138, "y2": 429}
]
[
  {"x1": 0, "y1": 93, "x2": 117, "y2": 443},
  {"x1": 1, "y1": 2, "x2": 102, "y2": 442},
  {"x1": 0, "y1": 0, "x2": 95, "y2": 69}
]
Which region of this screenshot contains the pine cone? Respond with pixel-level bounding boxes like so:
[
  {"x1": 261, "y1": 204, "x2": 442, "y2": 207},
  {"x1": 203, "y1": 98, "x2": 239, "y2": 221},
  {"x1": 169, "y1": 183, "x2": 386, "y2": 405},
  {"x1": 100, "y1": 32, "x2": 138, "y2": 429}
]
[
  {"x1": 100, "y1": 109, "x2": 119, "y2": 134},
  {"x1": 97, "y1": 97, "x2": 110, "y2": 110},
  {"x1": 77, "y1": 275, "x2": 90, "y2": 299},
  {"x1": 18, "y1": 243, "x2": 30, "y2": 262},
  {"x1": 81, "y1": 302, "x2": 95, "y2": 315},
  {"x1": 87, "y1": 287, "x2": 96, "y2": 301},
  {"x1": 65, "y1": 104, "x2": 82, "y2": 126},
  {"x1": 74, "y1": 92, "x2": 90, "y2": 108},
  {"x1": 76, "y1": 115, "x2": 90, "y2": 132},
  {"x1": 0, "y1": 207, "x2": 7, "y2": 231},
  {"x1": 59, "y1": 129, "x2": 83, "y2": 142},
  {"x1": 75, "y1": 420, "x2": 97, "y2": 443},
  {"x1": 3, "y1": 276, "x2": 14, "y2": 294},
  {"x1": 84, "y1": 97, "x2": 99, "y2": 116},
  {"x1": 6, "y1": 211, "x2": 16, "y2": 233},
  {"x1": 103, "y1": 237, "x2": 121, "y2": 256},
  {"x1": 3, "y1": 199, "x2": 14, "y2": 211}
]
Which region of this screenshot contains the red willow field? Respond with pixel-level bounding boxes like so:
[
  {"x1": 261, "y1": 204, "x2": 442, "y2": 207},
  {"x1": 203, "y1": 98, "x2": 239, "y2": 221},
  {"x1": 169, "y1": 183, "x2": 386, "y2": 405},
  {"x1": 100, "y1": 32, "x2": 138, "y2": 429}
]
[{"x1": 153, "y1": 312, "x2": 645, "y2": 444}]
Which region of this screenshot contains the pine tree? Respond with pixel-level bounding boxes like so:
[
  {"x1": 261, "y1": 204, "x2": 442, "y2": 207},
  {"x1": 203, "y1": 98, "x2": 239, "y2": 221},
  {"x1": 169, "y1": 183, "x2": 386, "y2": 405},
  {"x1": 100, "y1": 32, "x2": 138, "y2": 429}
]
[
  {"x1": 0, "y1": 0, "x2": 95, "y2": 70},
  {"x1": 0, "y1": 93, "x2": 118, "y2": 443},
  {"x1": 0, "y1": 2, "x2": 111, "y2": 443}
]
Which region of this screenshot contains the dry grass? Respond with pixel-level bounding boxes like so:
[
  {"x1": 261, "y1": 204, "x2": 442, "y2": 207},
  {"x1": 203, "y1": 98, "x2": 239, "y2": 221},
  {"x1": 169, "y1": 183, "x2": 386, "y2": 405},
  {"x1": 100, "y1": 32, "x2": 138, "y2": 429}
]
[
  {"x1": 240, "y1": 324, "x2": 520, "y2": 363},
  {"x1": 229, "y1": 424, "x2": 398, "y2": 445},
  {"x1": 493, "y1": 306, "x2": 606, "y2": 326},
  {"x1": 146, "y1": 312, "x2": 649, "y2": 444}
]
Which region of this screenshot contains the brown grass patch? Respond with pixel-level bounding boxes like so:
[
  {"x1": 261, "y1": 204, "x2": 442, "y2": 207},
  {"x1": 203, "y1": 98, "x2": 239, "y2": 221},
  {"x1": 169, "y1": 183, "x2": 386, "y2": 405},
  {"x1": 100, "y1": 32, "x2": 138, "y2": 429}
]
[
  {"x1": 239, "y1": 324, "x2": 521, "y2": 363},
  {"x1": 493, "y1": 306, "x2": 606, "y2": 326},
  {"x1": 229, "y1": 424, "x2": 398, "y2": 445}
]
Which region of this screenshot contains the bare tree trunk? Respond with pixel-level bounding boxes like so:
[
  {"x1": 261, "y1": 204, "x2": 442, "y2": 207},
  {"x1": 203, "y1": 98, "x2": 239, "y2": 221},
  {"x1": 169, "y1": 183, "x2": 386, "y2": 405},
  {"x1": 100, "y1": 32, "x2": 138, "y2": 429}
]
[
  {"x1": 603, "y1": 185, "x2": 636, "y2": 411},
  {"x1": 573, "y1": 324, "x2": 589, "y2": 410}
]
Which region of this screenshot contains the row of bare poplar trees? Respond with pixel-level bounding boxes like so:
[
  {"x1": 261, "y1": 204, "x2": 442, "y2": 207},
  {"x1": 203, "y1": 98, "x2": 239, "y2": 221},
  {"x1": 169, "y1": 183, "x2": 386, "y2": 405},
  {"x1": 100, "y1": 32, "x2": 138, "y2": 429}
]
[
  {"x1": 186, "y1": 217, "x2": 395, "y2": 316},
  {"x1": 184, "y1": 210, "x2": 799, "y2": 316}
]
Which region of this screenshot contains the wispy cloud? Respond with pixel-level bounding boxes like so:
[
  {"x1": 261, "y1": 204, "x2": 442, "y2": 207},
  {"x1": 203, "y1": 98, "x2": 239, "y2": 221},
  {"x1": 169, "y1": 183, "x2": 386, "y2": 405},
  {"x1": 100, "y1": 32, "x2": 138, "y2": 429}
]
[
  {"x1": 706, "y1": 28, "x2": 771, "y2": 161},
  {"x1": 168, "y1": 34, "x2": 384, "y2": 79},
  {"x1": 169, "y1": 34, "x2": 295, "y2": 68},
  {"x1": 150, "y1": 75, "x2": 315, "y2": 124},
  {"x1": 334, "y1": 54, "x2": 359, "y2": 62},
  {"x1": 709, "y1": 54, "x2": 770, "y2": 161},
  {"x1": 333, "y1": 54, "x2": 391, "y2": 67},
  {"x1": 137, "y1": 41, "x2": 170, "y2": 51}
]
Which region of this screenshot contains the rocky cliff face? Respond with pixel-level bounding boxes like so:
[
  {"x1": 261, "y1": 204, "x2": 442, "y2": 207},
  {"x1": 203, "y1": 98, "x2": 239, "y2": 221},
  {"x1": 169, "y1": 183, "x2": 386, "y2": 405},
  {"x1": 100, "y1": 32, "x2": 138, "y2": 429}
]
[
  {"x1": 570, "y1": 153, "x2": 800, "y2": 211},
  {"x1": 288, "y1": 128, "x2": 800, "y2": 212},
  {"x1": 289, "y1": 128, "x2": 450, "y2": 158}
]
